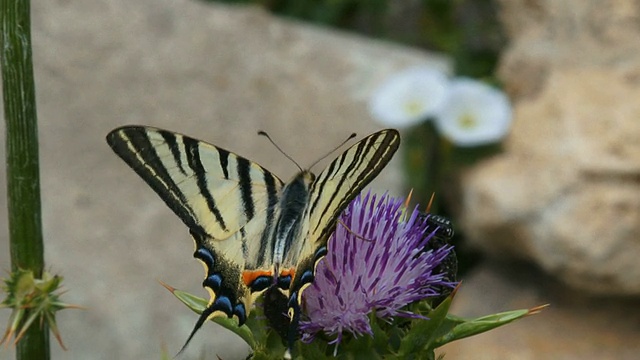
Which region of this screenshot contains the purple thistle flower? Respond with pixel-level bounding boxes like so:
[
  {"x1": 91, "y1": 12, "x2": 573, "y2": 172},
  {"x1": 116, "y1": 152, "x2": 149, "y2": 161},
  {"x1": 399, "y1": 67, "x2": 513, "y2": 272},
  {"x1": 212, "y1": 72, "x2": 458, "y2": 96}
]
[{"x1": 299, "y1": 192, "x2": 455, "y2": 345}]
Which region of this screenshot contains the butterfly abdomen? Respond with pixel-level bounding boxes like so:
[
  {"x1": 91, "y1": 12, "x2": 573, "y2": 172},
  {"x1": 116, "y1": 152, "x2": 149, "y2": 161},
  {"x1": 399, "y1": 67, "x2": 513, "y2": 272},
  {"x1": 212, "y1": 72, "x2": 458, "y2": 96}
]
[{"x1": 272, "y1": 171, "x2": 315, "y2": 266}]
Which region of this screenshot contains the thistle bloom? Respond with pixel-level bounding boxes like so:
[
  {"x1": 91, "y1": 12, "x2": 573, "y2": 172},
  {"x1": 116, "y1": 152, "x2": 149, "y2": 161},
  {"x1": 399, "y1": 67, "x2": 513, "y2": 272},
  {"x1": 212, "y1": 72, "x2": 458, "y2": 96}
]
[
  {"x1": 369, "y1": 66, "x2": 449, "y2": 128},
  {"x1": 433, "y1": 78, "x2": 512, "y2": 146},
  {"x1": 299, "y1": 192, "x2": 455, "y2": 345}
]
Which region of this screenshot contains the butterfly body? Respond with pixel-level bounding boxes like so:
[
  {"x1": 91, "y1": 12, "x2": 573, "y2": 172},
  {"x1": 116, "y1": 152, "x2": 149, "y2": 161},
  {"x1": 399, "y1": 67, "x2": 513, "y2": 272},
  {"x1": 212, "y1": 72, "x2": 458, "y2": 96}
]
[
  {"x1": 272, "y1": 171, "x2": 314, "y2": 268},
  {"x1": 106, "y1": 126, "x2": 400, "y2": 354}
]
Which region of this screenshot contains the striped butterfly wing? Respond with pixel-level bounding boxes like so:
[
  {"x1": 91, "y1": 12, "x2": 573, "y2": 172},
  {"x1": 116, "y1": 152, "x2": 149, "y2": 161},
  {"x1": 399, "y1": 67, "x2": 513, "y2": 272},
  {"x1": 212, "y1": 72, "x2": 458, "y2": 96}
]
[
  {"x1": 284, "y1": 129, "x2": 400, "y2": 267},
  {"x1": 107, "y1": 126, "x2": 284, "y2": 247},
  {"x1": 283, "y1": 129, "x2": 400, "y2": 348},
  {"x1": 106, "y1": 126, "x2": 285, "y2": 330},
  {"x1": 306, "y1": 129, "x2": 400, "y2": 251}
]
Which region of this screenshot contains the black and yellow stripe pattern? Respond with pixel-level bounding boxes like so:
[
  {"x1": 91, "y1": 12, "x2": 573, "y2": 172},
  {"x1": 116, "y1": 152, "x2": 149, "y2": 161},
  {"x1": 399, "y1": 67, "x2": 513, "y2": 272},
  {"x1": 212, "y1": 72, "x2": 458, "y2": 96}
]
[{"x1": 106, "y1": 125, "x2": 400, "y2": 355}]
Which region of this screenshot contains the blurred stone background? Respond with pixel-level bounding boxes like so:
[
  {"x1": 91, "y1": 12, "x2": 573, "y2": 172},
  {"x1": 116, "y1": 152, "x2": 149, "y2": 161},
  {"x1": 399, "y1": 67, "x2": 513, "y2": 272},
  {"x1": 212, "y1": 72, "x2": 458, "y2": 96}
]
[{"x1": 1, "y1": 0, "x2": 639, "y2": 359}]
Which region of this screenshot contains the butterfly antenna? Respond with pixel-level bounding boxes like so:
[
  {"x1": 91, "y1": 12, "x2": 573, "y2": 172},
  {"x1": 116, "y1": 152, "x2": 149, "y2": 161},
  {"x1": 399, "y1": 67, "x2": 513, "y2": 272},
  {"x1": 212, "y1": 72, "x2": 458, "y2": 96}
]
[
  {"x1": 258, "y1": 130, "x2": 303, "y2": 172},
  {"x1": 307, "y1": 132, "x2": 357, "y2": 171},
  {"x1": 338, "y1": 219, "x2": 372, "y2": 242}
]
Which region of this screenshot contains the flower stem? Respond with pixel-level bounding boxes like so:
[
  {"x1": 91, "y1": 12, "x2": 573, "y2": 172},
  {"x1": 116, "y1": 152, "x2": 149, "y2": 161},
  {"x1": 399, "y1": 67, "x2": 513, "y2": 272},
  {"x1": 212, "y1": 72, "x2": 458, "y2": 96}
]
[
  {"x1": 1, "y1": 0, "x2": 50, "y2": 358},
  {"x1": 404, "y1": 121, "x2": 442, "y2": 212}
]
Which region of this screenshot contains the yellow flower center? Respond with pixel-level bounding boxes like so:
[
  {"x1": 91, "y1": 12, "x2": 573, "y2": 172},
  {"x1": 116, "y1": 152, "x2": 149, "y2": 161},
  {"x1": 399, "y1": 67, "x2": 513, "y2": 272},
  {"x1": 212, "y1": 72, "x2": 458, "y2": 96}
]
[
  {"x1": 404, "y1": 100, "x2": 424, "y2": 116},
  {"x1": 457, "y1": 112, "x2": 477, "y2": 129}
]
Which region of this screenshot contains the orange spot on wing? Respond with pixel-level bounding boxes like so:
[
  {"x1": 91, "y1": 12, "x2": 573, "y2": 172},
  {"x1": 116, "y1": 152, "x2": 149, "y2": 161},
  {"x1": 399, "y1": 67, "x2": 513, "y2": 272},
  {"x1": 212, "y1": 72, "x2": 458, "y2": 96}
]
[
  {"x1": 279, "y1": 268, "x2": 296, "y2": 279},
  {"x1": 242, "y1": 270, "x2": 273, "y2": 286},
  {"x1": 242, "y1": 267, "x2": 296, "y2": 287}
]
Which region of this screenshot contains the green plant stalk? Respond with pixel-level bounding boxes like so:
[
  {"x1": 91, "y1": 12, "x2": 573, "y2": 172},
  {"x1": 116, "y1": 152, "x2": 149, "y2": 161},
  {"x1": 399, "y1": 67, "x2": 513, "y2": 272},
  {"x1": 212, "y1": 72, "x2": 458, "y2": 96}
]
[{"x1": 2, "y1": 0, "x2": 50, "y2": 358}]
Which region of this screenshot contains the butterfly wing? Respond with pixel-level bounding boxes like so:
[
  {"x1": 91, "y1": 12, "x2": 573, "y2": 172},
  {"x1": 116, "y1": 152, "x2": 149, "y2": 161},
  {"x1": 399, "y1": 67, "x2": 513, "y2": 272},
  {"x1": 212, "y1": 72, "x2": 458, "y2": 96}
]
[
  {"x1": 306, "y1": 129, "x2": 400, "y2": 250},
  {"x1": 106, "y1": 126, "x2": 285, "y2": 349},
  {"x1": 284, "y1": 129, "x2": 400, "y2": 348},
  {"x1": 107, "y1": 126, "x2": 283, "y2": 244},
  {"x1": 284, "y1": 129, "x2": 400, "y2": 266}
]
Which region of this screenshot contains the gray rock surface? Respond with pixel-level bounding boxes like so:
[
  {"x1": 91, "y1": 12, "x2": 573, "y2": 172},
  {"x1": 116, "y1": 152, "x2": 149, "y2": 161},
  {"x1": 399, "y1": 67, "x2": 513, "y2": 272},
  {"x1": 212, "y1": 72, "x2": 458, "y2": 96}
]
[
  {"x1": 439, "y1": 261, "x2": 640, "y2": 360},
  {"x1": 0, "y1": 0, "x2": 447, "y2": 358},
  {"x1": 460, "y1": 0, "x2": 640, "y2": 295}
]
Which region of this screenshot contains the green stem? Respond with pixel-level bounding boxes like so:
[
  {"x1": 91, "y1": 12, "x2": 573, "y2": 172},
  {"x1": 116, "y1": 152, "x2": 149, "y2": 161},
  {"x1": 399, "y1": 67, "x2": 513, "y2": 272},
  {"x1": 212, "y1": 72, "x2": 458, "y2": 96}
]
[
  {"x1": 2, "y1": 0, "x2": 50, "y2": 358},
  {"x1": 403, "y1": 122, "x2": 442, "y2": 212}
]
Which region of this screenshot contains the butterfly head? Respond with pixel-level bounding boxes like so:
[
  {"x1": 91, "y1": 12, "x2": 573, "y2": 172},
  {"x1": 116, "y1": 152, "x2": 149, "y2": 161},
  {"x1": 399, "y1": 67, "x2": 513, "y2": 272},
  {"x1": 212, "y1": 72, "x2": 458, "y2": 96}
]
[{"x1": 292, "y1": 170, "x2": 315, "y2": 187}]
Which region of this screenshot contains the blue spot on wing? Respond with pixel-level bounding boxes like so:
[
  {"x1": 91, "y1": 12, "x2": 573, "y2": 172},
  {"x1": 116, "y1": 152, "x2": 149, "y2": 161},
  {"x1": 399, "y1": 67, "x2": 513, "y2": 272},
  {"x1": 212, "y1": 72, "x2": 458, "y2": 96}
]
[
  {"x1": 249, "y1": 276, "x2": 272, "y2": 292},
  {"x1": 277, "y1": 275, "x2": 292, "y2": 290},
  {"x1": 300, "y1": 270, "x2": 314, "y2": 284},
  {"x1": 203, "y1": 274, "x2": 223, "y2": 290},
  {"x1": 213, "y1": 296, "x2": 233, "y2": 315},
  {"x1": 194, "y1": 247, "x2": 215, "y2": 271},
  {"x1": 233, "y1": 303, "x2": 247, "y2": 325}
]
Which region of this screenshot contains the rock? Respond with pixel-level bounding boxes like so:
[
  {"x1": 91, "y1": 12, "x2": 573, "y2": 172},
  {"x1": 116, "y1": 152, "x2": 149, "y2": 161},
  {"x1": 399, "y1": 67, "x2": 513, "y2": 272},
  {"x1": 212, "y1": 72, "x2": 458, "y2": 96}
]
[
  {"x1": 497, "y1": 0, "x2": 640, "y2": 99},
  {"x1": 0, "y1": 0, "x2": 448, "y2": 359},
  {"x1": 459, "y1": 0, "x2": 640, "y2": 295},
  {"x1": 439, "y1": 262, "x2": 640, "y2": 359}
]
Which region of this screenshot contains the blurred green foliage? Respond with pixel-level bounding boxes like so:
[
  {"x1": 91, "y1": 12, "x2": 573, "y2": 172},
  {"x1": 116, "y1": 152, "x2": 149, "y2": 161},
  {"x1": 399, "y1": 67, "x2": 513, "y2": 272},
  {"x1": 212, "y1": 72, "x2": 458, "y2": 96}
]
[{"x1": 205, "y1": 0, "x2": 506, "y2": 78}]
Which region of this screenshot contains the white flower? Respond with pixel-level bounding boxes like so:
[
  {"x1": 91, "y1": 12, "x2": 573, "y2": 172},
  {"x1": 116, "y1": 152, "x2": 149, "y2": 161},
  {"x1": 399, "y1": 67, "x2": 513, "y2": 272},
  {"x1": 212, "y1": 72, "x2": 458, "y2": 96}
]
[
  {"x1": 433, "y1": 78, "x2": 512, "y2": 147},
  {"x1": 368, "y1": 66, "x2": 449, "y2": 128}
]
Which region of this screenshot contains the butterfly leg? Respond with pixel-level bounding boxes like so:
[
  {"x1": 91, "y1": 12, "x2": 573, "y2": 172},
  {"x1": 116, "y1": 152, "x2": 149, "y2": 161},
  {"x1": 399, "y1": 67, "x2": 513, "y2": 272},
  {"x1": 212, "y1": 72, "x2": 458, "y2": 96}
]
[
  {"x1": 283, "y1": 245, "x2": 328, "y2": 358},
  {"x1": 284, "y1": 292, "x2": 301, "y2": 360}
]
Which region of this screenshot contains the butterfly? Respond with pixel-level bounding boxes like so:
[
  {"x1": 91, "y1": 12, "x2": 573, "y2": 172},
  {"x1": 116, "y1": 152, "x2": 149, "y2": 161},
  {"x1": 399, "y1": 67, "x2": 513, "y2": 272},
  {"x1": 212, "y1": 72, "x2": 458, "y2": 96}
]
[{"x1": 106, "y1": 125, "x2": 400, "y2": 356}]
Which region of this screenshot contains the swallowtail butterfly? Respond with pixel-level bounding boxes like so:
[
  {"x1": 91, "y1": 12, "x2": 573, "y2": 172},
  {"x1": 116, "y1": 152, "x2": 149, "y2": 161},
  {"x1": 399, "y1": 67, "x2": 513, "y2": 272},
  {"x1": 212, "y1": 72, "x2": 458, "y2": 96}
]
[{"x1": 106, "y1": 126, "x2": 400, "y2": 356}]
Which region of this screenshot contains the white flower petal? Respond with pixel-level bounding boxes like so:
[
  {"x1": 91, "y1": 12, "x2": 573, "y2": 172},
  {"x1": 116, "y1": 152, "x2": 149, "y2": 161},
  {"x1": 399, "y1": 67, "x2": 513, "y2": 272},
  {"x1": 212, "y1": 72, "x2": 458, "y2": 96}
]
[
  {"x1": 369, "y1": 66, "x2": 449, "y2": 128},
  {"x1": 434, "y1": 78, "x2": 512, "y2": 146}
]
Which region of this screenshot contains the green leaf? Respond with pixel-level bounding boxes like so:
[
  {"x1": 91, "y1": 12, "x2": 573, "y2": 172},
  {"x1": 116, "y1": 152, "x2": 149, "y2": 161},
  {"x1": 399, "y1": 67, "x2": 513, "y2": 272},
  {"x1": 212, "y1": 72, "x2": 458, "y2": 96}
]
[
  {"x1": 396, "y1": 294, "x2": 453, "y2": 358},
  {"x1": 432, "y1": 305, "x2": 548, "y2": 347},
  {"x1": 160, "y1": 281, "x2": 257, "y2": 350},
  {"x1": 369, "y1": 312, "x2": 391, "y2": 354},
  {"x1": 339, "y1": 335, "x2": 383, "y2": 360},
  {"x1": 244, "y1": 295, "x2": 289, "y2": 359},
  {"x1": 297, "y1": 340, "x2": 331, "y2": 360}
]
